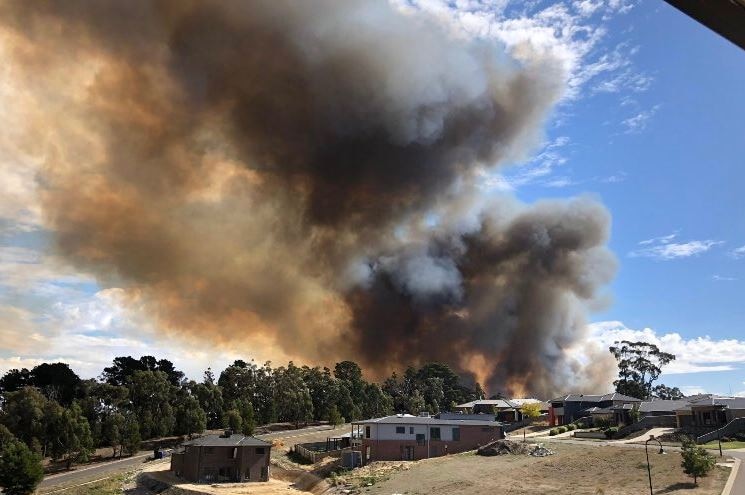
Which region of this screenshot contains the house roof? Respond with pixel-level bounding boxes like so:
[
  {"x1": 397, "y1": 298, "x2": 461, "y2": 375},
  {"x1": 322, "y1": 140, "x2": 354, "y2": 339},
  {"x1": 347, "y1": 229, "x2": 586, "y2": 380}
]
[
  {"x1": 549, "y1": 393, "x2": 641, "y2": 403},
  {"x1": 455, "y1": 398, "x2": 549, "y2": 410},
  {"x1": 455, "y1": 399, "x2": 517, "y2": 409},
  {"x1": 639, "y1": 399, "x2": 691, "y2": 413},
  {"x1": 688, "y1": 396, "x2": 745, "y2": 409},
  {"x1": 583, "y1": 407, "x2": 614, "y2": 414},
  {"x1": 182, "y1": 433, "x2": 271, "y2": 447},
  {"x1": 508, "y1": 398, "x2": 550, "y2": 409},
  {"x1": 352, "y1": 414, "x2": 503, "y2": 427}
]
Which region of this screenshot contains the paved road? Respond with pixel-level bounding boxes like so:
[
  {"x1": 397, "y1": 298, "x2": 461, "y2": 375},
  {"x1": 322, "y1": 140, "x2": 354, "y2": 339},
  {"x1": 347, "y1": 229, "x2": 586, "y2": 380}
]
[
  {"x1": 725, "y1": 450, "x2": 745, "y2": 495},
  {"x1": 37, "y1": 424, "x2": 342, "y2": 492},
  {"x1": 38, "y1": 453, "x2": 164, "y2": 493}
]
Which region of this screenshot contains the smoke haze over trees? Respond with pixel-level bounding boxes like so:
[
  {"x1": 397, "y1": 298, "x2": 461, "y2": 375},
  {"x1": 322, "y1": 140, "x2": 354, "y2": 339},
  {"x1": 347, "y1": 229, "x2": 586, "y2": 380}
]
[{"x1": 0, "y1": 0, "x2": 618, "y2": 397}]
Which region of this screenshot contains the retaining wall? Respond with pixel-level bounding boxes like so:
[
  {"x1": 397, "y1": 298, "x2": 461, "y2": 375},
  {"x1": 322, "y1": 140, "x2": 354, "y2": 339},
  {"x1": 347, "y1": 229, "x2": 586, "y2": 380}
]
[{"x1": 696, "y1": 418, "x2": 745, "y2": 444}]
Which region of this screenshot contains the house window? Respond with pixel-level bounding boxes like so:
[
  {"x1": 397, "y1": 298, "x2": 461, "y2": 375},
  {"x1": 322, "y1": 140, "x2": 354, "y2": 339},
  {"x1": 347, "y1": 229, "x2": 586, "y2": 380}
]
[
  {"x1": 430, "y1": 427, "x2": 441, "y2": 440},
  {"x1": 256, "y1": 447, "x2": 265, "y2": 455},
  {"x1": 409, "y1": 427, "x2": 414, "y2": 434},
  {"x1": 229, "y1": 447, "x2": 237, "y2": 458},
  {"x1": 452, "y1": 427, "x2": 460, "y2": 441},
  {"x1": 204, "y1": 447, "x2": 215, "y2": 455},
  {"x1": 396, "y1": 426, "x2": 405, "y2": 434},
  {"x1": 416, "y1": 434, "x2": 425, "y2": 446},
  {"x1": 365, "y1": 426, "x2": 371, "y2": 439}
]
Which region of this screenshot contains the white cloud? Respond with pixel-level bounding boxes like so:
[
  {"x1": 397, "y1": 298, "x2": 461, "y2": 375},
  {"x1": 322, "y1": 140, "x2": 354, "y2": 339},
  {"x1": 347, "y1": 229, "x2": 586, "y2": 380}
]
[
  {"x1": 588, "y1": 321, "x2": 745, "y2": 375},
  {"x1": 713, "y1": 274, "x2": 736, "y2": 282},
  {"x1": 622, "y1": 104, "x2": 660, "y2": 133},
  {"x1": 638, "y1": 233, "x2": 677, "y2": 246},
  {"x1": 629, "y1": 234, "x2": 722, "y2": 260},
  {"x1": 491, "y1": 135, "x2": 572, "y2": 190},
  {"x1": 600, "y1": 172, "x2": 627, "y2": 183},
  {"x1": 730, "y1": 245, "x2": 745, "y2": 259}
]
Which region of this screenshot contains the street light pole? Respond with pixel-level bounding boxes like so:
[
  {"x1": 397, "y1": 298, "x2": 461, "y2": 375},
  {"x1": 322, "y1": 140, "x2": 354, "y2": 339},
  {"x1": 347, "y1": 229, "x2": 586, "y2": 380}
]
[{"x1": 645, "y1": 435, "x2": 665, "y2": 495}]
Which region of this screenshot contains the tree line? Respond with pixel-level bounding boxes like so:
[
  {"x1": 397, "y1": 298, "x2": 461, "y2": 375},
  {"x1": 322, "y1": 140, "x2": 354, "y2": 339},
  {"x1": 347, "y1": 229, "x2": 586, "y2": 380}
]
[{"x1": 0, "y1": 356, "x2": 482, "y2": 491}]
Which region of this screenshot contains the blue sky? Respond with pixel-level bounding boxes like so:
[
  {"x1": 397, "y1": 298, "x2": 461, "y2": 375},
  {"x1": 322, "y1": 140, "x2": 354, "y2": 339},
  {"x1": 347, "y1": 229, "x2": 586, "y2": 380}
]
[
  {"x1": 497, "y1": 0, "x2": 745, "y2": 395},
  {"x1": 0, "y1": 0, "x2": 743, "y2": 396}
]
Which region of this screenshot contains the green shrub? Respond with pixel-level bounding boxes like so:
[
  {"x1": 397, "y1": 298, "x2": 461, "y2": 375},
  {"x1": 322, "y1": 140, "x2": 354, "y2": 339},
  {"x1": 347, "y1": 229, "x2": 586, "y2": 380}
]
[
  {"x1": 594, "y1": 418, "x2": 611, "y2": 429},
  {"x1": 681, "y1": 439, "x2": 716, "y2": 485},
  {"x1": 549, "y1": 428, "x2": 558, "y2": 436},
  {"x1": 557, "y1": 426, "x2": 567, "y2": 434},
  {"x1": 604, "y1": 427, "x2": 619, "y2": 439},
  {"x1": 566, "y1": 424, "x2": 577, "y2": 431}
]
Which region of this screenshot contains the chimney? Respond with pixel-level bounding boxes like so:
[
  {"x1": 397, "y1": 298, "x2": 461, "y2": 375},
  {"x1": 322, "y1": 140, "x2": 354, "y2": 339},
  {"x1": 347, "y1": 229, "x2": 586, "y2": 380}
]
[{"x1": 419, "y1": 411, "x2": 430, "y2": 418}]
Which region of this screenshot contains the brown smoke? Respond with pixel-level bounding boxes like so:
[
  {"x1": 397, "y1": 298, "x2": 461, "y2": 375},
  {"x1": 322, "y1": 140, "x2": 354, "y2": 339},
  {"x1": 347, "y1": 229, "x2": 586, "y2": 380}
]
[{"x1": 0, "y1": 0, "x2": 616, "y2": 396}]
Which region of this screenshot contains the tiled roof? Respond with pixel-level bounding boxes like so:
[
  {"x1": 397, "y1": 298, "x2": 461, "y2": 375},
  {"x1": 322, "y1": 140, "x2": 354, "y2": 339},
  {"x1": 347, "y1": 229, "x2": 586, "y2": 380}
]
[
  {"x1": 549, "y1": 393, "x2": 641, "y2": 403},
  {"x1": 639, "y1": 399, "x2": 690, "y2": 413},
  {"x1": 352, "y1": 414, "x2": 503, "y2": 427},
  {"x1": 182, "y1": 434, "x2": 271, "y2": 447},
  {"x1": 455, "y1": 399, "x2": 517, "y2": 409},
  {"x1": 582, "y1": 407, "x2": 614, "y2": 414}
]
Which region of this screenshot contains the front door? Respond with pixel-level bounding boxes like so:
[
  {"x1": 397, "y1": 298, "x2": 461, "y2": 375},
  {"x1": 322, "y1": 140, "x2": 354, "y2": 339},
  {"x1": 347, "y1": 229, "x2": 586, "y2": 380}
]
[{"x1": 403, "y1": 446, "x2": 414, "y2": 460}]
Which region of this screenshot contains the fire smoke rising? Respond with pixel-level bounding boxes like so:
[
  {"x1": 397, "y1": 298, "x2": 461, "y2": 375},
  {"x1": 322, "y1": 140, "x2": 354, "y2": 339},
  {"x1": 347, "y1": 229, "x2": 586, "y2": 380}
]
[{"x1": 0, "y1": 0, "x2": 617, "y2": 396}]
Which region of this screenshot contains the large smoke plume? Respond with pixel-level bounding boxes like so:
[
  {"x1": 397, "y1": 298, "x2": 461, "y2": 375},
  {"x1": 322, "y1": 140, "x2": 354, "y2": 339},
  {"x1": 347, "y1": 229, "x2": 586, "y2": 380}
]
[{"x1": 0, "y1": 0, "x2": 617, "y2": 396}]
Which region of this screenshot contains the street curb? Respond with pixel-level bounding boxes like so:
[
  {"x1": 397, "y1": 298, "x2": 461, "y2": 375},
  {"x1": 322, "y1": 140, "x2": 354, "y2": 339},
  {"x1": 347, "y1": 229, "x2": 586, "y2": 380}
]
[{"x1": 722, "y1": 456, "x2": 741, "y2": 495}]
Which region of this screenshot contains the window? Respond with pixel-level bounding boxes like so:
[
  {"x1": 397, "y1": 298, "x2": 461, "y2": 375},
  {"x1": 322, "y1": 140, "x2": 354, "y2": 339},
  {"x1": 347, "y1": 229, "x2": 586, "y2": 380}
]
[
  {"x1": 365, "y1": 426, "x2": 371, "y2": 438},
  {"x1": 395, "y1": 426, "x2": 405, "y2": 434},
  {"x1": 416, "y1": 433, "x2": 425, "y2": 446},
  {"x1": 430, "y1": 427, "x2": 441, "y2": 440},
  {"x1": 256, "y1": 447, "x2": 265, "y2": 455},
  {"x1": 409, "y1": 427, "x2": 414, "y2": 434},
  {"x1": 452, "y1": 427, "x2": 460, "y2": 441},
  {"x1": 229, "y1": 447, "x2": 237, "y2": 458},
  {"x1": 204, "y1": 447, "x2": 215, "y2": 455}
]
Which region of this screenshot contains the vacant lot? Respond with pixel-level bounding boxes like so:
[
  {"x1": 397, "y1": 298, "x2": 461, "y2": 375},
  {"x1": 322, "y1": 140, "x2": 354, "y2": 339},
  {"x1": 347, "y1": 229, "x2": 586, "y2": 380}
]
[{"x1": 358, "y1": 443, "x2": 730, "y2": 495}]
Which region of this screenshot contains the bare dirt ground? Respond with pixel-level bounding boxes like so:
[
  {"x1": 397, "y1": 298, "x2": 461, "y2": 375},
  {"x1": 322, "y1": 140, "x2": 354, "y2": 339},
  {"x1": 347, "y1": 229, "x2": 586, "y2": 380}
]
[
  {"x1": 355, "y1": 442, "x2": 730, "y2": 495},
  {"x1": 141, "y1": 463, "x2": 307, "y2": 495}
]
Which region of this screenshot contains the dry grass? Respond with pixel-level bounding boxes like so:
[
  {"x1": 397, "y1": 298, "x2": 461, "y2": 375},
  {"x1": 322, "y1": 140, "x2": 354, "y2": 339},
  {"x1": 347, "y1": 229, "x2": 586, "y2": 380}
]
[{"x1": 359, "y1": 443, "x2": 730, "y2": 495}]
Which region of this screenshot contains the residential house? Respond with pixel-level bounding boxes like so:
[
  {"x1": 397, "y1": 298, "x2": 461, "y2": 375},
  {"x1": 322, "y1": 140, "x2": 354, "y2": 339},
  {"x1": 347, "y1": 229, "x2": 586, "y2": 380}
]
[
  {"x1": 170, "y1": 431, "x2": 271, "y2": 483},
  {"x1": 454, "y1": 398, "x2": 548, "y2": 422},
  {"x1": 674, "y1": 396, "x2": 745, "y2": 430},
  {"x1": 351, "y1": 413, "x2": 504, "y2": 463},
  {"x1": 548, "y1": 393, "x2": 641, "y2": 426}
]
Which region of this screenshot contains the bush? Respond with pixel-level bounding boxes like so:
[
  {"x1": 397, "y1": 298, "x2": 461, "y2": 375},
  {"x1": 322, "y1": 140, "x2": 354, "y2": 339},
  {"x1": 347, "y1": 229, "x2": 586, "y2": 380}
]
[
  {"x1": 594, "y1": 418, "x2": 611, "y2": 429},
  {"x1": 604, "y1": 427, "x2": 619, "y2": 439},
  {"x1": 0, "y1": 430, "x2": 44, "y2": 495},
  {"x1": 735, "y1": 432, "x2": 745, "y2": 442},
  {"x1": 681, "y1": 439, "x2": 716, "y2": 485},
  {"x1": 549, "y1": 429, "x2": 558, "y2": 436},
  {"x1": 557, "y1": 426, "x2": 567, "y2": 434},
  {"x1": 566, "y1": 424, "x2": 577, "y2": 431}
]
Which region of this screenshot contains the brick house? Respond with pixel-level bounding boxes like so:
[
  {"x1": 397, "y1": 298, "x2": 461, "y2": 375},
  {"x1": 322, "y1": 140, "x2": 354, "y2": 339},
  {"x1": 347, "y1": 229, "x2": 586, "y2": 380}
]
[
  {"x1": 675, "y1": 396, "x2": 745, "y2": 430},
  {"x1": 351, "y1": 414, "x2": 504, "y2": 463},
  {"x1": 548, "y1": 393, "x2": 641, "y2": 426},
  {"x1": 454, "y1": 398, "x2": 549, "y2": 422},
  {"x1": 170, "y1": 431, "x2": 271, "y2": 483}
]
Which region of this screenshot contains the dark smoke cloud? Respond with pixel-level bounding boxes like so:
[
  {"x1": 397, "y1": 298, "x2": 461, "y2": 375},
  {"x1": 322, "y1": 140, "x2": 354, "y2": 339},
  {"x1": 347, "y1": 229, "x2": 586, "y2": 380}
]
[{"x1": 0, "y1": 0, "x2": 616, "y2": 396}]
